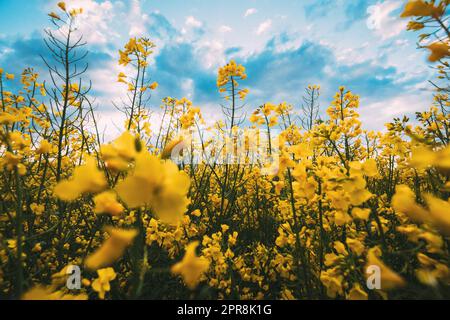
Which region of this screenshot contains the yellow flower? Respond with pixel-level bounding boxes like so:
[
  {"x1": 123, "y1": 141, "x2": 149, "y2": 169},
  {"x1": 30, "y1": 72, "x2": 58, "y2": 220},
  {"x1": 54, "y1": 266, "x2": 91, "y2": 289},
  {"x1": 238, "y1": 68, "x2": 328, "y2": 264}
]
[
  {"x1": 392, "y1": 185, "x2": 450, "y2": 236},
  {"x1": 82, "y1": 279, "x2": 91, "y2": 287},
  {"x1": 400, "y1": 0, "x2": 443, "y2": 18},
  {"x1": 119, "y1": 50, "x2": 131, "y2": 66},
  {"x1": 32, "y1": 243, "x2": 42, "y2": 253},
  {"x1": 91, "y1": 267, "x2": 116, "y2": 299},
  {"x1": 351, "y1": 207, "x2": 371, "y2": 221},
  {"x1": 324, "y1": 253, "x2": 340, "y2": 267},
  {"x1": 69, "y1": 8, "x2": 83, "y2": 17},
  {"x1": 54, "y1": 157, "x2": 107, "y2": 201},
  {"x1": 427, "y1": 42, "x2": 450, "y2": 63},
  {"x1": 3, "y1": 151, "x2": 21, "y2": 168},
  {"x1": 362, "y1": 159, "x2": 378, "y2": 177},
  {"x1": 85, "y1": 227, "x2": 138, "y2": 271},
  {"x1": 5, "y1": 73, "x2": 14, "y2": 80},
  {"x1": 9, "y1": 131, "x2": 28, "y2": 149},
  {"x1": 409, "y1": 145, "x2": 437, "y2": 169},
  {"x1": 0, "y1": 112, "x2": 17, "y2": 125},
  {"x1": 57, "y1": 2, "x2": 66, "y2": 11},
  {"x1": 161, "y1": 136, "x2": 187, "y2": 160},
  {"x1": 51, "y1": 266, "x2": 73, "y2": 286},
  {"x1": 410, "y1": 144, "x2": 450, "y2": 170},
  {"x1": 30, "y1": 203, "x2": 45, "y2": 215},
  {"x1": 268, "y1": 116, "x2": 278, "y2": 127},
  {"x1": 48, "y1": 12, "x2": 61, "y2": 20},
  {"x1": 93, "y1": 191, "x2": 124, "y2": 216},
  {"x1": 101, "y1": 131, "x2": 140, "y2": 171},
  {"x1": 320, "y1": 270, "x2": 344, "y2": 298},
  {"x1": 334, "y1": 210, "x2": 353, "y2": 226},
  {"x1": 149, "y1": 81, "x2": 158, "y2": 90},
  {"x1": 347, "y1": 283, "x2": 368, "y2": 300},
  {"x1": 346, "y1": 238, "x2": 365, "y2": 256},
  {"x1": 7, "y1": 239, "x2": 17, "y2": 250},
  {"x1": 334, "y1": 241, "x2": 348, "y2": 255},
  {"x1": 423, "y1": 194, "x2": 450, "y2": 236},
  {"x1": 36, "y1": 139, "x2": 52, "y2": 154},
  {"x1": 22, "y1": 286, "x2": 87, "y2": 300},
  {"x1": 280, "y1": 288, "x2": 295, "y2": 300},
  {"x1": 117, "y1": 72, "x2": 127, "y2": 83},
  {"x1": 407, "y1": 21, "x2": 425, "y2": 31},
  {"x1": 217, "y1": 60, "x2": 247, "y2": 90},
  {"x1": 392, "y1": 184, "x2": 428, "y2": 221},
  {"x1": 365, "y1": 247, "x2": 405, "y2": 291},
  {"x1": 171, "y1": 241, "x2": 210, "y2": 289},
  {"x1": 116, "y1": 151, "x2": 190, "y2": 225}
]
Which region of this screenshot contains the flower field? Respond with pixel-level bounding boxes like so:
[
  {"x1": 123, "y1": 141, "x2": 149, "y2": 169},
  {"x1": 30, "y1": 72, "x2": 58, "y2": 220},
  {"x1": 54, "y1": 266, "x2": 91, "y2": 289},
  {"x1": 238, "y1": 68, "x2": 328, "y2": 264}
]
[{"x1": 0, "y1": 1, "x2": 450, "y2": 300}]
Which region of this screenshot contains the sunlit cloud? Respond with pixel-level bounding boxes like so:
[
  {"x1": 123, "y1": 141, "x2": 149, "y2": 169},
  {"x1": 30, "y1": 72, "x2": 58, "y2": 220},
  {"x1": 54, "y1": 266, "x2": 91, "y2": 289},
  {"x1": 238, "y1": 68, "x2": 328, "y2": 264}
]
[
  {"x1": 244, "y1": 8, "x2": 257, "y2": 17},
  {"x1": 256, "y1": 19, "x2": 272, "y2": 35}
]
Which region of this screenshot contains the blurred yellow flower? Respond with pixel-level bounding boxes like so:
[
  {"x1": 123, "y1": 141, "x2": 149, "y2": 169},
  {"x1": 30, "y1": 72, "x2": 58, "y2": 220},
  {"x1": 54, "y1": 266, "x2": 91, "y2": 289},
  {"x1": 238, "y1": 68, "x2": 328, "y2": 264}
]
[
  {"x1": 347, "y1": 283, "x2": 368, "y2": 300},
  {"x1": 93, "y1": 191, "x2": 124, "y2": 216},
  {"x1": 22, "y1": 286, "x2": 87, "y2": 300},
  {"x1": 85, "y1": 227, "x2": 138, "y2": 271},
  {"x1": 57, "y1": 2, "x2": 66, "y2": 11},
  {"x1": 116, "y1": 150, "x2": 190, "y2": 225},
  {"x1": 149, "y1": 81, "x2": 158, "y2": 90},
  {"x1": 171, "y1": 241, "x2": 210, "y2": 289},
  {"x1": 427, "y1": 42, "x2": 450, "y2": 62},
  {"x1": 393, "y1": 185, "x2": 450, "y2": 236},
  {"x1": 36, "y1": 139, "x2": 52, "y2": 155},
  {"x1": 351, "y1": 207, "x2": 371, "y2": 221},
  {"x1": 400, "y1": 0, "x2": 444, "y2": 18},
  {"x1": 365, "y1": 247, "x2": 405, "y2": 291},
  {"x1": 92, "y1": 267, "x2": 117, "y2": 299},
  {"x1": 54, "y1": 157, "x2": 107, "y2": 201},
  {"x1": 48, "y1": 12, "x2": 61, "y2": 20}
]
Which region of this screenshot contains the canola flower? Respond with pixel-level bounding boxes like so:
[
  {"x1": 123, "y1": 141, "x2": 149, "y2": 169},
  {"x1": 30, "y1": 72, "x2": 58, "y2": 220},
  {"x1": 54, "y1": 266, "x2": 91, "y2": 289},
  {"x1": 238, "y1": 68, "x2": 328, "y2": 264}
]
[
  {"x1": 85, "y1": 227, "x2": 138, "y2": 271},
  {"x1": 115, "y1": 150, "x2": 191, "y2": 225},
  {"x1": 53, "y1": 157, "x2": 107, "y2": 201},
  {"x1": 91, "y1": 268, "x2": 117, "y2": 299},
  {"x1": 171, "y1": 241, "x2": 210, "y2": 289},
  {"x1": 21, "y1": 286, "x2": 88, "y2": 300}
]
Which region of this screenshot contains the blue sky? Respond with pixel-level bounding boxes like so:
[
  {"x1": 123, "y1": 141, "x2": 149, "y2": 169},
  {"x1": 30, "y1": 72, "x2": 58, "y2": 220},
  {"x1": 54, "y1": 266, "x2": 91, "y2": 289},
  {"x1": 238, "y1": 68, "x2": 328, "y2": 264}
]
[{"x1": 0, "y1": 0, "x2": 437, "y2": 133}]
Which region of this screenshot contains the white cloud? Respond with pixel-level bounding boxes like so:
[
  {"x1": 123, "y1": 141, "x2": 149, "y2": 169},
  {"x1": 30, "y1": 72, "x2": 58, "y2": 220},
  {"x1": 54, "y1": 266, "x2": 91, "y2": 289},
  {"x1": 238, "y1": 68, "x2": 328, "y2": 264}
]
[
  {"x1": 197, "y1": 40, "x2": 225, "y2": 69},
  {"x1": 185, "y1": 16, "x2": 203, "y2": 28},
  {"x1": 66, "y1": 0, "x2": 118, "y2": 45},
  {"x1": 219, "y1": 25, "x2": 232, "y2": 33},
  {"x1": 366, "y1": 0, "x2": 406, "y2": 40},
  {"x1": 256, "y1": 19, "x2": 272, "y2": 35},
  {"x1": 128, "y1": 0, "x2": 149, "y2": 37},
  {"x1": 197, "y1": 103, "x2": 228, "y2": 127},
  {"x1": 181, "y1": 78, "x2": 194, "y2": 99},
  {"x1": 0, "y1": 47, "x2": 13, "y2": 60},
  {"x1": 244, "y1": 8, "x2": 257, "y2": 17},
  {"x1": 95, "y1": 110, "x2": 126, "y2": 142},
  {"x1": 60, "y1": 0, "x2": 154, "y2": 46},
  {"x1": 359, "y1": 92, "x2": 430, "y2": 130},
  {"x1": 335, "y1": 42, "x2": 370, "y2": 66},
  {"x1": 89, "y1": 62, "x2": 125, "y2": 99}
]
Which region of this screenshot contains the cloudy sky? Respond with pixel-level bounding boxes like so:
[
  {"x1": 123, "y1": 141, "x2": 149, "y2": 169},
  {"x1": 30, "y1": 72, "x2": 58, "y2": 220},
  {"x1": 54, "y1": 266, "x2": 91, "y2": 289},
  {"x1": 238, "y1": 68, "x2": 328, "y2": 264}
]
[{"x1": 0, "y1": 0, "x2": 437, "y2": 134}]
